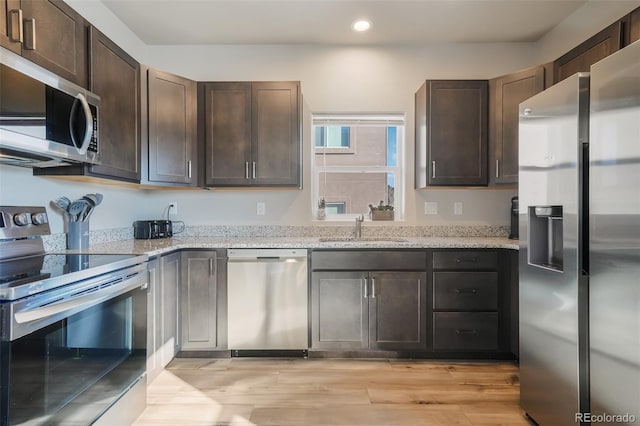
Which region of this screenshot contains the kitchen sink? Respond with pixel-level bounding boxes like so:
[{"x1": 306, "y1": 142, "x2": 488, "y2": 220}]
[{"x1": 318, "y1": 237, "x2": 408, "y2": 243}]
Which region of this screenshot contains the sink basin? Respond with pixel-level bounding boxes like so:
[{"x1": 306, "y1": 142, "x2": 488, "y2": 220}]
[{"x1": 318, "y1": 237, "x2": 408, "y2": 243}]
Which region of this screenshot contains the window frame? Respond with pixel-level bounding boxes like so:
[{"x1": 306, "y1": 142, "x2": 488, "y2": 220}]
[{"x1": 311, "y1": 114, "x2": 405, "y2": 222}]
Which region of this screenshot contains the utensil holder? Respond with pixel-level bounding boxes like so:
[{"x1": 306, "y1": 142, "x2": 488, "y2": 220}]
[{"x1": 68, "y1": 221, "x2": 90, "y2": 250}]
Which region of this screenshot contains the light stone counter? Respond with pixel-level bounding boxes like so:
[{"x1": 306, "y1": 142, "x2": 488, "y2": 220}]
[
  {"x1": 69, "y1": 235, "x2": 518, "y2": 257},
  {"x1": 44, "y1": 224, "x2": 519, "y2": 255}
]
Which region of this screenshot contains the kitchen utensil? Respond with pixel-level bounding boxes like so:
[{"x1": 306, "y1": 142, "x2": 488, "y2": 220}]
[
  {"x1": 81, "y1": 193, "x2": 103, "y2": 221},
  {"x1": 67, "y1": 200, "x2": 85, "y2": 222},
  {"x1": 51, "y1": 197, "x2": 71, "y2": 214}
]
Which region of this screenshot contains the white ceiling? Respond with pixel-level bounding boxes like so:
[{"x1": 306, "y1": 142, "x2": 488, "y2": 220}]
[{"x1": 100, "y1": 0, "x2": 588, "y2": 46}]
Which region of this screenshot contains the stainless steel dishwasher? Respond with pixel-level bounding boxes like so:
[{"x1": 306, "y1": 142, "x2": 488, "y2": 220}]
[{"x1": 227, "y1": 249, "x2": 308, "y2": 354}]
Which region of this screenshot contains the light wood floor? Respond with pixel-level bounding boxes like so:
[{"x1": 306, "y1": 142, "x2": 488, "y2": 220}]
[{"x1": 133, "y1": 358, "x2": 532, "y2": 426}]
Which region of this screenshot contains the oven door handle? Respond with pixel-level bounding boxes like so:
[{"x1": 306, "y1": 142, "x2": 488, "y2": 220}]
[{"x1": 14, "y1": 275, "x2": 145, "y2": 326}]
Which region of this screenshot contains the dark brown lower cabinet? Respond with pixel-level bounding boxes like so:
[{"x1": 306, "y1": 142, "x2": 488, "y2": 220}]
[
  {"x1": 433, "y1": 312, "x2": 499, "y2": 351},
  {"x1": 430, "y1": 250, "x2": 512, "y2": 355},
  {"x1": 180, "y1": 250, "x2": 227, "y2": 352},
  {"x1": 310, "y1": 249, "x2": 516, "y2": 358},
  {"x1": 311, "y1": 271, "x2": 427, "y2": 351}
]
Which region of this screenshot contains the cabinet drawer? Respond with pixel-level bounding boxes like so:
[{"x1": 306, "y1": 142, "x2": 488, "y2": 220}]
[
  {"x1": 311, "y1": 251, "x2": 426, "y2": 271},
  {"x1": 433, "y1": 272, "x2": 498, "y2": 311},
  {"x1": 433, "y1": 312, "x2": 498, "y2": 351},
  {"x1": 432, "y1": 251, "x2": 498, "y2": 270}
]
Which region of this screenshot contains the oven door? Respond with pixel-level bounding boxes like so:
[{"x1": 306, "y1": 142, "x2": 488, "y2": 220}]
[{"x1": 0, "y1": 264, "x2": 147, "y2": 425}]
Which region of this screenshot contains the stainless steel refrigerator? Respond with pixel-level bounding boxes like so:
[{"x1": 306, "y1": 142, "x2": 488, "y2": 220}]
[{"x1": 518, "y1": 40, "x2": 640, "y2": 426}]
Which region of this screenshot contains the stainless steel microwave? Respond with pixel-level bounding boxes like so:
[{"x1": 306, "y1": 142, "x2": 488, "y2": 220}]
[{"x1": 0, "y1": 46, "x2": 100, "y2": 167}]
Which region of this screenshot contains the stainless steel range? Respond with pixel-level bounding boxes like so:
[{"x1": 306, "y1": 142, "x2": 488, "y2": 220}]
[{"x1": 0, "y1": 206, "x2": 149, "y2": 425}]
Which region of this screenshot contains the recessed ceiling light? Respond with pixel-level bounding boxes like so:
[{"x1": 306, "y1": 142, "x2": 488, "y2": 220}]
[{"x1": 352, "y1": 19, "x2": 372, "y2": 32}]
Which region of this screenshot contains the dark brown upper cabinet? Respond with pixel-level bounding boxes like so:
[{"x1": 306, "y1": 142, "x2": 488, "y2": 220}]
[
  {"x1": 202, "y1": 81, "x2": 302, "y2": 188},
  {"x1": 144, "y1": 68, "x2": 197, "y2": 186},
  {"x1": 0, "y1": 0, "x2": 88, "y2": 87},
  {"x1": 35, "y1": 27, "x2": 141, "y2": 182},
  {"x1": 554, "y1": 21, "x2": 623, "y2": 83},
  {"x1": 415, "y1": 80, "x2": 488, "y2": 187},
  {"x1": 86, "y1": 27, "x2": 140, "y2": 182},
  {"x1": 489, "y1": 66, "x2": 545, "y2": 185},
  {"x1": 628, "y1": 6, "x2": 640, "y2": 45},
  {"x1": 0, "y1": 0, "x2": 21, "y2": 54}
]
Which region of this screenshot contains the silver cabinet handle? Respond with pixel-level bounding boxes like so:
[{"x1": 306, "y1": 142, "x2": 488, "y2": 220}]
[
  {"x1": 187, "y1": 160, "x2": 192, "y2": 179},
  {"x1": 363, "y1": 278, "x2": 368, "y2": 299},
  {"x1": 252, "y1": 161, "x2": 256, "y2": 179},
  {"x1": 209, "y1": 257, "x2": 214, "y2": 276},
  {"x1": 8, "y1": 9, "x2": 23, "y2": 43},
  {"x1": 245, "y1": 161, "x2": 250, "y2": 179},
  {"x1": 23, "y1": 18, "x2": 36, "y2": 50},
  {"x1": 496, "y1": 159, "x2": 500, "y2": 178},
  {"x1": 371, "y1": 278, "x2": 376, "y2": 299},
  {"x1": 147, "y1": 268, "x2": 156, "y2": 294},
  {"x1": 432, "y1": 161, "x2": 436, "y2": 179}
]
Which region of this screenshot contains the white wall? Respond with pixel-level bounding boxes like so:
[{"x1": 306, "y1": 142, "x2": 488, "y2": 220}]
[{"x1": 4, "y1": 0, "x2": 634, "y2": 231}]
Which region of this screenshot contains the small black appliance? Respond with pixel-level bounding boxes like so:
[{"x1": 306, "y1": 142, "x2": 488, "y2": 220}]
[
  {"x1": 133, "y1": 220, "x2": 173, "y2": 239},
  {"x1": 509, "y1": 196, "x2": 519, "y2": 240}
]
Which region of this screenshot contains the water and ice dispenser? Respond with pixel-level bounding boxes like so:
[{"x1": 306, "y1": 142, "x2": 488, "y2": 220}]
[{"x1": 528, "y1": 205, "x2": 564, "y2": 271}]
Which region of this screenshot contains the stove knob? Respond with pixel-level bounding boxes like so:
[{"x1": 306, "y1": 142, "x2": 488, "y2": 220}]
[
  {"x1": 13, "y1": 212, "x2": 31, "y2": 226},
  {"x1": 31, "y1": 212, "x2": 48, "y2": 225}
]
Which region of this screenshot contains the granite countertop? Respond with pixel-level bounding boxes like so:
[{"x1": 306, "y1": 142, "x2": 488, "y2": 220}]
[{"x1": 73, "y1": 236, "x2": 519, "y2": 257}]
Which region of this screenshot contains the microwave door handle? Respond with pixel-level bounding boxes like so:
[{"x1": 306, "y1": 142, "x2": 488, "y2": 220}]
[{"x1": 69, "y1": 93, "x2": 94, "y2": 155}]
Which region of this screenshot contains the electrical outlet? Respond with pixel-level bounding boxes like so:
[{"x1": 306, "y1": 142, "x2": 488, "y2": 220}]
[
  {"x1": 425, "y1": 202, "x2": 438, "y2": 215},
  {"x1": 454, "y1": 202, "x2": 463, "y2": 216},
  {"x1": 169, "y1": 201, "x2": 178, "y2": 216},
  {"x1": 257, "y1": 202, "x2": 266, "y2": 216}
]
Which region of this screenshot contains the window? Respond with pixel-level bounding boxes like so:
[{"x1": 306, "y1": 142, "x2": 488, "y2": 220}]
[
  {"x1": 315, "y1": 126, "x2": 350, "y2": 148},
  {"x1": 312, "y1": 114, "x2": 405, "y2": 221}
]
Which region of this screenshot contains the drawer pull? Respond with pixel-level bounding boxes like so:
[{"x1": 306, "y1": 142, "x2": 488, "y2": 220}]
[
  {"x1": 455, "y1": 257, "x2": 478, "y2": 263},
  {"x1": 455, "y1": 288, "x2": 478, "y2": 294},
  {"x1": 455, "y1": 329, "x2": 478, "y2": 335}
]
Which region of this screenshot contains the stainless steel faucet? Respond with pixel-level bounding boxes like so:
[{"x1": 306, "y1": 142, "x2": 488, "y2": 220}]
[{"x1": 354, "y1": 214, "x2": 364, "y2": 238}]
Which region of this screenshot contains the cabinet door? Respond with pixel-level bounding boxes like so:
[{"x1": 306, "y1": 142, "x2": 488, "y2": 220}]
[
  {"x1": 20, "y1": 0, "x2": 87, "y2": 87},
  {"x1": 554, "y1": 21, "x2": 623, "y2": 82},
  {"x1": 416, "y1": 80, "x2": 488, "y2": 186},
  {"x1": 147, "y1": 69, "x2": 197, "y2": 185},
  {"x1": 0, "y1": 0, "x2": 21, "y2": 53},
  {"x1": 180, "y1": 251, "x2": 218, "y2": 351},
  {"x1": 88, "y1": 27, "x2": 141, "y2": 182},
  {"x1": 489, "y1": 66, "x2": 544, "y2": 185},
  {"x1": 251, "y1": 81, "x2": 301, "y2": 187},
  {"x1": 369, "y1": 272, "x2": 427, "y2": 351},
  {"x1": 509, "y1": 250, "x2": 519, "y2": 358},
  {"x1": 203, "y1": 82, "x2": 252, "y2": 186},
  {"x1": 311, "y1": 271, "x2": 368, "y2": 350},
  {"x1": 629, "y1": 7, "x2": 640, "y2": 45},
  {"x1": 146, "y1": 258, "x2": 162, "y2": 384},
  {"x1": 160, "y1": 252, "x2": 180, "y2": 367}
]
